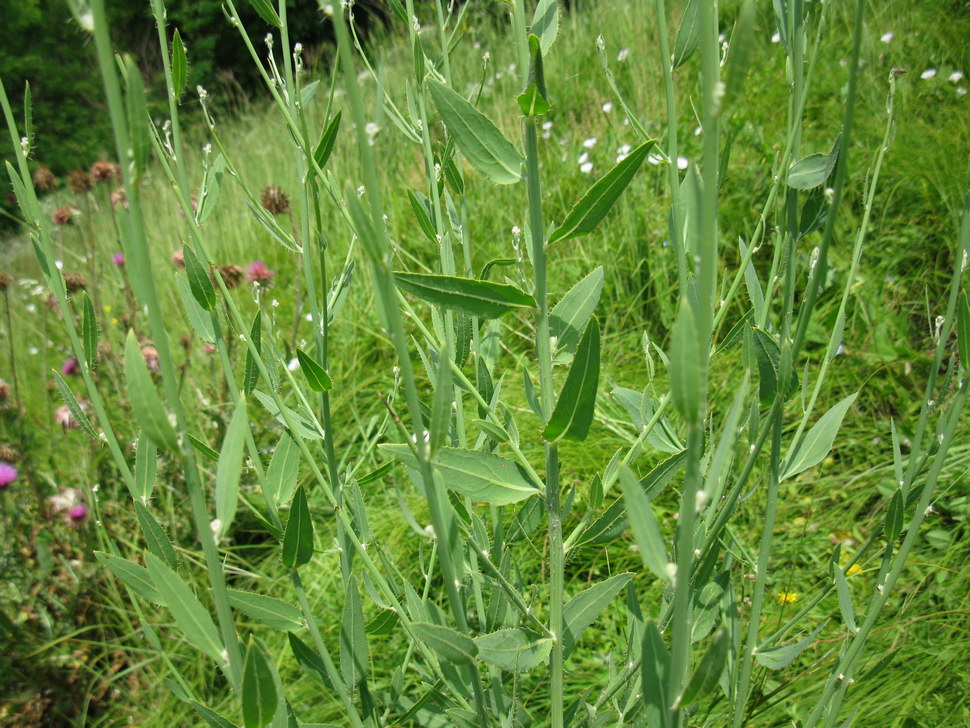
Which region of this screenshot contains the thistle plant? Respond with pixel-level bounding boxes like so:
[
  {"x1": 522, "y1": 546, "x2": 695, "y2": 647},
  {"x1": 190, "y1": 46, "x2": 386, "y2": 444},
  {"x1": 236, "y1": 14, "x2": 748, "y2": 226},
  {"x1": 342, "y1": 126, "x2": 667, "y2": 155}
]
[{"x1": 2, "y1": 0, "x2": 968, "y2": 727}]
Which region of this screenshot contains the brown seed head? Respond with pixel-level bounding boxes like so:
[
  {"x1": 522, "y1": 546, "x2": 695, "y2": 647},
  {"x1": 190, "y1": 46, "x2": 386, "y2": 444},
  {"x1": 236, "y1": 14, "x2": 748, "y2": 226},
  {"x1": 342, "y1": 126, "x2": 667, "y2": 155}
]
[
  {"x1": 217, "y1": 264, "x2": 244, "y2": 289},
  {"x1": 64, "y1": 273, "x2": 88, "y2": 293},
  {"x1": 90, "y1": 161, "x2": 120, "y2": 183},
  {"x1": 110, "y1": 187, "x2": 127, "y2": 210},
  {"x1": 0, "y1": 272, "x2": 12, "y2": 291},
  {"x1": 32, "y1": 166, "x2": 58, "y2": 192},
  {"x1": 0, "y1": 444, "x2": 17, "y2": 461},
  {"x1": 260, "y1": 185, "x2": 290, "y2": 215},
  {"x1": 52, "y1": 206, "x2": 77, "y2": 225},
  {"x1": 68, "y1": 168, "x2": 94, "y2": 193}
]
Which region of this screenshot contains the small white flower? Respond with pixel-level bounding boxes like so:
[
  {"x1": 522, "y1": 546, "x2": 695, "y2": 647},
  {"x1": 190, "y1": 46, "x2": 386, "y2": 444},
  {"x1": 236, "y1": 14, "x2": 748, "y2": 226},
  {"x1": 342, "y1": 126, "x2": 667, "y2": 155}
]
[
  {"x1": 949, "y1": 70, "x2": 964, "y2": 83},
  {"x1": 617, "y1": 48, "x2": 629, "y2": 62},
  {"x1": 582, "y1": 137, "x2": 598, "y2": 149},
  {"x1": 287, "y1": 357, "x2": 300, "y2": 371},
  {"x1": 647, "y1": 153, "x2": 664, "y2": 165},
  {"x1": 578, "y1": 151, "x2": 590, "y2": 165},
  {"x1": 921, "y1": 68, "x2": 937, "y2": 80},
  {"x1": 55, "y1": 259, "x2": 64, "y2": 270},
  {"x1": 210, "y1": 518, "x2": 222, "y2": 537},
  {"x1": 602, "y1": 101, "x2": 613, "y2": 113},
  {"x1": 880, "y1": 31, "x2": 894, "y2": 43},
  {"x1": 771, "y1": 31, "x2": 781, "y2": 43},
  {"x1": 958, "y1": 86, "x2": 968, "y2": 96},
  {"x1": 677, "y1": 156, "x2": 689, "y2": 170},
  {"x1": 357, "y1": 185, "x2": 366, "y2": 197},
  {"x1": 542, "y1": 120, "x2": 553, "y2": 131},
  {"x1": 580, "y1": 162, "x2": 594, "y2": 174}
]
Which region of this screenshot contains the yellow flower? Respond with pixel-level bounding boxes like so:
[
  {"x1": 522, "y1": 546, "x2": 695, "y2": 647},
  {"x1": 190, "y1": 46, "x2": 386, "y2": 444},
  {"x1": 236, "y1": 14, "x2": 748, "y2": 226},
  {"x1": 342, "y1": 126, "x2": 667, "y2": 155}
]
[
  {"x1": 846, "y1": 563, "x2": 862, "y2": 576},
  {"x1": 102, "y1": 304, "x2": 112, "y2": 313},
  {"x1": 776, "y1": 590, "x2": 798, "y2": 605}
]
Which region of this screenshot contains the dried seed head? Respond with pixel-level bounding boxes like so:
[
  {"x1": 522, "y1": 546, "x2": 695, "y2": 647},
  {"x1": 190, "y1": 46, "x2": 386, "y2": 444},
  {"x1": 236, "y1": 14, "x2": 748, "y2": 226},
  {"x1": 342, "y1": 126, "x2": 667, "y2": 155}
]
[
  {"x1": 90, "y1": 160, "x2": 120, "y2": 182},
  {"x1": 63, "y1": 272, "x2": 88, "y2": 293},
  {"x1": 68, "y1": 168, "x2": 94, "y2": 193},
  {"x1": 52, "y1": 206, "x2": 78, "y2": 225},
  {"x1": 32, "y1": 165, "x2": 58, "y2": 192},
  {"x1": 217, "y1": 264, "x2": 244, "y2": 289},
  {"x1": 0, "y1": 272, "x2": 12, "y2": 291},
  {"x1": 0, "y1": 380, "x2": 10, "y2": 403},
  {"x1": 110, "y1": 186, "x2": 127, "y2": 210},
  {"x1": 0, "y1": 444, "x2": 18, "y2": 462},
  {"x1": 260, "y1": 185, "x2": 290, "y2": 215}
]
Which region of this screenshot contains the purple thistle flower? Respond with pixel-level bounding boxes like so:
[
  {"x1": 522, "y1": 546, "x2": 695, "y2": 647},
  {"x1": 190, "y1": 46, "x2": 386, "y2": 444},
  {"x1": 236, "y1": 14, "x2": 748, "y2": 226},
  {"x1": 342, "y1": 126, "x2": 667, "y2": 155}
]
[
  {"x1": 69, "y1": 504, "x2": 88, "y2": 523},
  {"x1": 112, "y1": 252, "x2": 125, "y2": 265},
  {"x1": 0, "y1": 461, "x2": 17, "y2": 489},
  {"x1": 62, "y1": 357, "x2": 79, "y2": 376}
]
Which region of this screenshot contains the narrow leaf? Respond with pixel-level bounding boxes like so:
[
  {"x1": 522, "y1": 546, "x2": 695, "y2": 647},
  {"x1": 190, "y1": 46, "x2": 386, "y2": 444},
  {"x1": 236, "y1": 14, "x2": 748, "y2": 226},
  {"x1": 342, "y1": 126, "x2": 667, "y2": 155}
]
[
  {"x1": 266, "y1": 433, "x2": 300, "y2": 507},
  {"x1": 171, "y1": 29, "x2": 188, "y2": 100},
  {"x1": 412, "y1": 622, "x2": 478, "y2": 664},
  {"x1": 781, "y1": 393, "x2": 858, "y2": 480},
  {"x1": 755, "y1": 621, "x2": 827, "y2": 670},
  {"x1": 215, "y1": 397, "x2": 248, "y2": 536},
  {"x1": 134, "y1": 502, "x2": 178, "y2": 569},
  {"x1": 52, "y1": 372, "x2": 99, "y2": 439},
  {"x1": 679, "y1": 629, "x2": 728, "y2": 707},
  {"x1": 340, "y1": 581, "x2": 368, "y2": 688},
  {"x1": 228, "y1": 589, "x2": 304, "y2": 632},
  {"x1": 474, "y1": 628, "x2": 551, "y2": 672},
  {"x1": 95, "y1": 551, "x2": 164, "y2": 605},
  {"x1": 885, "y1": 489, "x2": 904, "y2": 541},
  {"x1": 641, "y1": 620, "x2": 671, "y2": 728},
  {"x1": 242, "y1": 638, "x2": 278, "y2": 728},
  {"x1": 957, "y1": 291, "x2": 970, "y2": 368},
  {"x1": 670, "y1": 301, "x2": 706, "y2": 426},
  {"x1": 787, "y1": 135, "x2": 842, "y2": 190},
  {"x1": 833, "y1": 567, "x2": 858, "y2": 634},
  {"x1": 247, "y1": 0, "x2": 282, "y2": 28},
  {"x1": 282, "y1": 486, "x2": 314, "y2": 568},
  {"x1": 243, "y1": 313, "x2": 261, "y2": 395},
  {"x1": 562, "y1": 573, "x2": 633, "y2": 657},
  {"x1": 80, "y1": 293, "x2": 98, "y2": 368},
  {"x1": 543, "y1": 318, "x2": 600, "y2": 442},
  {"x1": 176, "y1": 274, "x2": 216, "y2": 343},
  {"x1": 619, "y1": 465, "x2": 669, "y2": 582},
  {"x1": 531, "y1": 0, "x2": 560, "y2": 55},
  {"x1": 134, "y1": 433, "x2": 157, "y2": 503},
  {"x1": 288, "y1": 633, "x2": 335, "y2": 689},
  {"x1": 313, "y1": 110, "x2": 342, "y2": 169},
  {"x1": 395, "y1": 272, "x2": 535, "y2": 319},
  {"x1": 550, "y1": 267, "x2": 605, "y2": 356},
  {"x1": 124, "y1": 330, "x2": 178, "y2": 451},
  {"x1": 672, "y1": 0, "x2": 701, "y2": 68},
  {"x1": 297, "y1": 348, "x2": 333, "y2": 391}
]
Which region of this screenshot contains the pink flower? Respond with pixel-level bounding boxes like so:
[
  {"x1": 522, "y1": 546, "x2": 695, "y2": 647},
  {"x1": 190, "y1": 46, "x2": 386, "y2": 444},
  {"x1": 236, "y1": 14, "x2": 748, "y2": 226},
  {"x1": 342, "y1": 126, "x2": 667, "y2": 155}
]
[
  {"x1": 247, "y1": 260, "x2": 275, "y2": 285},
  {"x1": 141, "y1": 345, "x2": 160, "y2": 373},
  {"x1": 171, "y1": 250, "x2": 185, "y2": 268},
  {"x1": 55, "y1": 403, "x2": 82, "y2": 429},
  {"x1": 69, "y1": 504, "x2": 88, "y2": 523},
  {"x1": 48, "y1": 488, "x2": 88, "y2": 526},
  {"x1": 112, "y1": 252, "x2": 125, "y2": 265},
  {"x1": 62, "y1": 357, "x2": 79, "y2": 376},
  {"x1": 203, "y1": 344, "x2": 216, "y2": 354},
  {"x1": 0, "y1": 461, "x2": 17, "y2": 489}
]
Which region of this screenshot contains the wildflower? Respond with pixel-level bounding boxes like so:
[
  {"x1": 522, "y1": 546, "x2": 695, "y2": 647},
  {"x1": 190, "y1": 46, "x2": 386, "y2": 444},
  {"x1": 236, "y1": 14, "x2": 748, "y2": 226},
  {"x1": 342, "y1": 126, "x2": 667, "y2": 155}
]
[
  {"x1": 365, "y1": 122, "x2": 380, "y2": 145},
  {"x1": 616, "y1": 143, "x2": 632, "y2": 163},
  {"x1": 217, "y1": 264, "x2": 245, "y2": 289},
  {"x1": 578, "y1": 151, "x2": 590, "y2": 165},
  {"x1": 582, "y1": 137, "x2": 597, "y2": 149},
  {"x1": 55, "y1": 402, "x2": 85, "y2": 429},
  {"x1": 776, "y1": 590, "x2": 798, "y2": 605},
  {"x1": 32, "y1": 166, "x2": 58, "y2": 192},
  {"x1": 0, "y1": 461, "x2": 17, "y2": 489},
  {"x1": 846, "y1": 563, "x2": 862, "y2": 577},
  {"x1": 68, "y1": 168, "x2": 94, "y2": 193},
  {"x1": 617, "y1": 48, "x2": 629, "y2": 62},
  {"x1": 958, "y1": 86, "x2": 968, "y2": 97},
  {"x1": 920, "y1": 68, "x2": 937, "y2": 80},
  {"x1": 171, "y1": 250, "x2": 185, "y2": 268},
  {"x1": 0, "y1": 272, "x2": 11, "y2": 291},
  {"x1": 602, "y1": 101, "x2": 613, "y2": 113},
  {"x1": 247, "y1": 260, "x2": 275, "y2": 285},
  {"x1": 771, "y1": 31, "x2": 781, "y2": 43},
  {"x1": 90, "y1": 161, "x2": 120, "y2": 182},
  {"x1": 111, "y1": 186, "x2": 127, "y2": 210},
  {"x1": 0, "y1": 380, "x2": 9, "y2": 402},
  {"x1": 141, "y1": 345, "x2": 160, "y2": 373},
  {"x1": 880, "y1": 31, "x2": 894, "y2": 43},
  {"x1": 52, "y1": 206, "x2": 78, "y2": 225},
  {"x1": 260, "y1": 185, "x2": 291, "y2": 215},
  {"x1": 580, "y1": 162, "x2": 594, "y2": 174},
  {"x1": 203, "y1": 344, "x2": 216, "y2": 354},
  {"x1": 949, "y1": 70, "x2": 964, "y2": 83},
  {"x1": 63, "y1": 272, "x2": 87, "y2": 292},
  {"x1": 287, "y1": 357, "x2": 300, "y2": 371},
  {"x1": 677, "y1": 156, "x2": 689, "y2": 170},
  {"x1": 62, "y1": 357, "x2": 80, "y2": 376},
  {"x1": 69, "y1": 504, "x2": 89, "y2": 523}
]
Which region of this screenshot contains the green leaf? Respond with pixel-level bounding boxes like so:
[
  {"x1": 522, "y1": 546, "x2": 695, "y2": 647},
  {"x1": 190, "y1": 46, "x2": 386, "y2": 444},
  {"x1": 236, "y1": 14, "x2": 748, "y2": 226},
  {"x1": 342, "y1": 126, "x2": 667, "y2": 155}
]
[
  {"x1": 550, "y1": 267, "x2": 605, "y2": 357},
  {"x1": 543, "y1": 318, "x2": 600, "y2": 442},
  {"x1": 427, "y1": 79, "x2": 524, "y2": 184},
  {"x1": 884, "y1": 488, "x2": 904, "y2": 542},
  {"x1": 227, "y1": 589, "x2": 304, "y2": 632},
  {"x1": 242, "y1": 638, "x2": 278, "y2": 728},
  {"x1": 479, "y1": 257, "x2": 517, "y2": 281},
  {"x1": 787, "y1": 135, "x2": 842, "y2": 190},
  {"x1": 313, "y1": 110, "x2": 341, "y2": 169},
  {"x1": 175, "y1": 274, "x2": 216, "y2": 344},
  {"x1": 95, "y1": 551, "x2": 164, "y2": 605},
  {"x1": 549, "y1": 141, "x2": 655, "y2": 243},
  {"x1": 134, "y1": 434, "x2": 157, "y2": 503},
  {"x1": 23, "y1": 82, "x2": 32, "y2": 147},
  {"x1": 781, "y1": 393, "x2": 857, "y2": 480},
  {"x1": 672, "y1": 0, "x2": 701, "y2": 68},
  {"x1": 394, "y1": 272, "x2": 535, "y2": 319},
  {"x1": 380, "y1": 445, "x2": 541, "y2": 506},
  {"x1": 215, "y1": 397, "x2": 249, "y2": 537},
  {"x1": 145, "y1": 552, "x2": 224, "y2": 665},
  {"x1": 191, "y1": 703, "x2": 237, "y2": 728},
  {"x1": 266, "y1": 433, "x2": 300, "y2": 507},
  {"x1": 641, "y1": 620, "x2": 671, "y2": 728},
  {"x1": 243, "y1": 313, "x2": 261, "y2": 395},
  {"x1": 407, "y1": 189, "x2": 438, "y2": 243},
  {"x1": 474, "y1": 628, "x2": 551, "y2": 672},
  {"x1": 288, "y1": 633, "x2": 335, "y2": 689},
  {"x1": 183, "y1": 246, "x2": 216, "y2": 311},
  {"x1": 619, "y1": 465, "x2": 669, "y2": 582},
  {"x1": 252, "y1": 390, "x2": 323, "y2": 441},
  {"x1": 171, "y1": 29, "x2": 188, "y2": 100},
  {"x1": 670, "y1": 300, "x2": 706, "y2": 426},
  {"x1": 52, "y1": 371, "x2": 99, "y2": 439},
  {"x1": 366, "y1": 608, "x2": 400, "y2": 636},
  {"x1": 429, "y1": 350, "x2": 454, "y2": 455},
  {"x1": 197, "y1": 154, "x2": 226, "y2": 224},
  {"x1": 80, "y1": 292, "x2": 98, "y2": 368},
  {"x1": 531, "y1": 0, "x2": 560, "y2": 55},
  {"x1": 246, "y1": 0, "x2": 282, "y2": 28},
  {"x1": 124, "y1": 57, "x2": 150, "y2": 177},
  {"x1": 296, "y1": 348, "x2": 333, "y2": 392},
  {"x1": 752, "y1": 327, "x2": 797, "y2": 406},
  {"x1": 517, "y1": 35, "x2": 551, "y2": 116},
  {"x1": 340, "y1": 581, "x2": 368, "y2": 688},
  {"x1": 957, "y1": 291, "x2": 970, "y2": 368},
  {"x1": 678, "y1": 629, "x2": 728, "y2": 708},
  {"x1": 722, "y1": 0, "x2": 756, "y2": 114},
  {"x1": 562, "y1": 573, "x2": 633, "y2": 657},
  {"x1": 189, "y1": 433, "x2": 219, "y2": 462},
  {"x1": 755, "y1": 621, "x2": 827, "y2": 670},
  {"x1": 282, "y1": 486, "x2": 314, "y2": 568},
  {"x1": 124, "y1": 331, "x2": 178, "y2": 451},
  {"x1": 412, "y1": 622, "x2": 478, "y2": 664},
  {"x1": 833, "y1": 567, "x2": 858, "y2": 634},
  {"x1": 134, "y1": 502, "x2": 178, "y2": 570}
]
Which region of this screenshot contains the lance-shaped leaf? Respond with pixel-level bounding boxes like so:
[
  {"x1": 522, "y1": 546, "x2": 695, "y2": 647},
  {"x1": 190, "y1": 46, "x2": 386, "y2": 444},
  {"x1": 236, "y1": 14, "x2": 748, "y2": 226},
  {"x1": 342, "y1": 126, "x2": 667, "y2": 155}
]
[
  {"x1": 183, "y1": 245, "x2": 215, "y2": 311},
  {"x1": 412, "y1": 622, "x2": 478, "y2": 665},
  {"x1": 677, "y1": 629, "x2": 728, "y2": 708},
  {"x1": 752, "y1": 327, "x2": 797, "y2": 405},
  {"x1": 242, "y1": 637, "x2": 278, "y2": 728},
  {"x1": 145, "y1": 552, "x2": 224, "y2": 665},
  {"x1": 282, "y1": 486, "x2": 314, "y2": 568},
  {"x1": 755, "y1": 621, "x2": 827, "y2": 670},
  {"x1": 429, "y1": 351, "x2": 454, "y2": 455},
  {"x1": 380, "y1": 445, "x2": 542, "y2": 506},
  {"x1": 619, "y1": 465, "x2": 669, "y2": 582},
  {"x1": 266, "y1": 433, "x2": 300, "y2": 507},
  {"x1": 191, "y1": 703, "x2": 236, "y2": 728},
  {"x1": 562, "y1": 573, "x2": 633, "y2": 657},
  {"x1": 833, "y1": 566, "x2": 858, "y2": 634},
  {"x1": 134, "y1": 502, "x2": 178, "y2": 569},
  {"x1": 296, "y1": 348, "x2": 333, "y2": 391},
  {"x1": 957, "y1": 291, "x2": 970, "y2": 368},
  {"x1": 669, "y1": 300, "x2": 706, "y2": 427},
  {"x1": 672, "y1": 0, "x2": 701, "y2": 68},
  {"x1": 52, "y1": 372, "x2": 99, "y2": 439},
  {"x1": 124, "y1": 57, "x2": 150, "y2": 177},
  {"x1": 340, "y1": 581, "x2": 368, "y2": 688},
  {"x1": 517, "y1": 34, "x2": 550, "y2": 116},
  {"x1": 243, "y1": 313, "x2": 261, "y2": 395},
  {"x1": 427, "y1": 79, "x2": 524, "y2": 184},
  {"x1": 531, "y1": 0, "x2": 560, "y2": 55},
  {"x1": 227, "y1": 589, "x2": 304, "y2": 632},
  {"x1": 550, "y1": 267, "x2": 604, "y2": 356},
  {"x1": 215, "y1": 397, "x2": 248, "y2": 537},
  {"x1": 124, "y1": 330, "x2": 178, "y2": 451},
  {"x1": 80, "y1": 292, "x2": 98, "y2": 368},
  {"x1": 543, "y1": 318, "x2": 600, "y2": 442},
  {"x1": 781, "y1": 393, "x2": 857, "y2": 480},
  {"x1": 288, "y1": 633, "x2": 335, "y2": 689},
  {"x1": 474, "y1": 628, "x2": 551, "y2": 672},
  {"x1": 176, "y1": 274, "x2": 216, "y2": 343},
  {"x1": 787, "y1": 134, "x2": 842, "y2": 190},
  {"x1": 884, "y1": 488, "x2": 904, "y2": 541},
  {"x1": 394, "y1": 272, "x2": 535, "y2": 319},
  {"x1": 171, "y1": 29, "x2": 188, "y2": 100},
  {"x1": 642, "y1": 620, "x2": 671, "y2": 728},
  {"x1": 247, "y1": 0, "x2": 282, "y2": 28},
  {"x1": 96, "y1": 551, "x2": 164, "y2": 605},
  {"x1": 134, "y1": 433, "x2": 157, "y2": 504},
  {"x1": 549, "y1": 141, "x2": 655, "y2": 243},
  {"x1": 314, "y1": 110, "x2": 342, "y2": 169}
]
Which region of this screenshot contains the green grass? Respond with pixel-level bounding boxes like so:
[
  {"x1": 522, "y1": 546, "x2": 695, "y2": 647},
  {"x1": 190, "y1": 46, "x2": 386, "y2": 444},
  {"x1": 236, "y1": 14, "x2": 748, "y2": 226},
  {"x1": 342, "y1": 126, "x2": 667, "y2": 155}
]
[{"x1": 1, "y1": 0, "x2": 969, "y2": 725}]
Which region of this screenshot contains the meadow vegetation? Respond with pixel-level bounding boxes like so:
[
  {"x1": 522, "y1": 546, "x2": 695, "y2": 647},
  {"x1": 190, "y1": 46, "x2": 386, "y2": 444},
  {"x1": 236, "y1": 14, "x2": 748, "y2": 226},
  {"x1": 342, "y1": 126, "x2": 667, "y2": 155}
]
[{"x1": 1, "y1": 1, "x2": 969, "y2": 727}]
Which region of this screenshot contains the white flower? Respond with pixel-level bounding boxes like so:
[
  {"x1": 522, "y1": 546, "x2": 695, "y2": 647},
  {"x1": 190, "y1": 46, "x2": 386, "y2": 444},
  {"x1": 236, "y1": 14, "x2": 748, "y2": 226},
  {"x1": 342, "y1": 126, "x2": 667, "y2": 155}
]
[
  {"x1": 771, "y1": 31, "x2": 781, "y2": 44},
  {"x1": 677, "y1": 156, "x2": 689, "y2": 170},
  {"x1": 578, "y1": 151, "x2": 590, "y2": 164},
  {"x1": 580, "y1": 162, "x2": 594, "y2": 174},
  {"x1": 615, "y1": 144, "x2": 632, "y2": 163},
  {"x1": 949, "y1": 70, "x2": 964, "y2": 83},
  {"x1": 287, "y1": 357, "x2": 300, "y2": 371},
  {"x1": 542, "y1": 120, "x2": 553, "y2": 131},
  {"x1": 647, "y1": 153, "x2": 664, "y2": 165},
  {"x1": 921, "y1": 68, "x2": 937, "y2": 80},
  {"x1": 617, "y1": 48, "x2": 629, "y2": 62},
  {"x1": 602, "y1": 101, "x2": 613, "y2": 113},
  {"x1": 958, "y1": 86, "x2": 968, "y2": 96},
  {"x1": 880, "y1": 31, "x2": 894, "y2": 43},
  {"x1": 582, "y1": 137, "x2": 598, "y2": 149}
]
